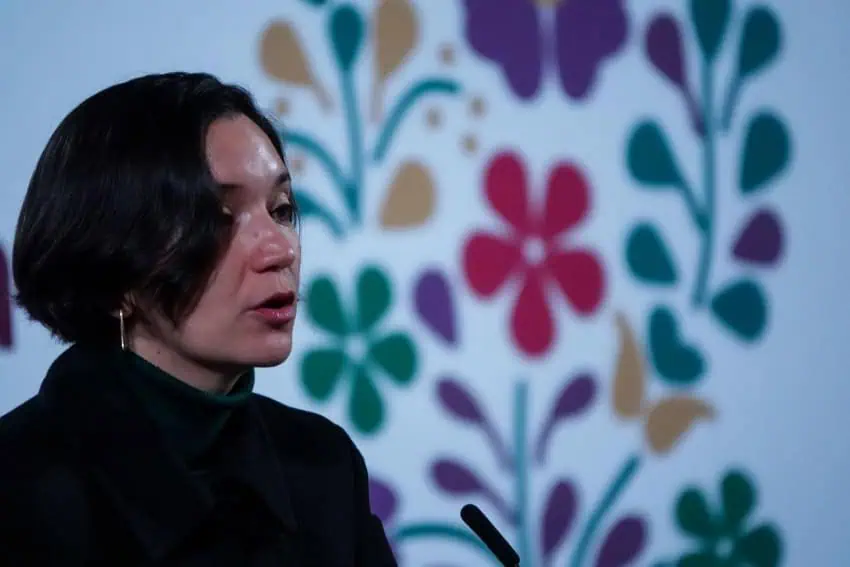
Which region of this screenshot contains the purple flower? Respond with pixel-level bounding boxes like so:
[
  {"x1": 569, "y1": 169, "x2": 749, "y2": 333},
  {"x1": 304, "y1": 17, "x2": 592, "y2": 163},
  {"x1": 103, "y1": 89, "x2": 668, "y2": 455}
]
[{"x1": 460, "y1": 0, "x2": 629, "y2": 101}]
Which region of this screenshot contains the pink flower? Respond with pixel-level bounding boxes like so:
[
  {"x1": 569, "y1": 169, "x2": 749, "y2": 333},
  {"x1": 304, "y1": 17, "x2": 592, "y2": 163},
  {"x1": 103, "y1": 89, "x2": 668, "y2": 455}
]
[{"x1": 462, "y1": 151, "x2": 605, "y2": 356}]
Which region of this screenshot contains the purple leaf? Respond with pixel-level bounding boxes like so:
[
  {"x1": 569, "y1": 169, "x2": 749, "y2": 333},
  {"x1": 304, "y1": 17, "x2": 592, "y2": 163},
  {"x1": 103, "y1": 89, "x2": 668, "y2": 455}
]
[
  {"x1": 595, "y1": 515, "x2": 647, "y2": 567},
  {"x1": 645, "y1": 13, "x2": 687, "y2": 89},
  {"x1": 0, "y1": 244, "x2": 11, "y2": 348},
  {"x1": 437, "y1": 378, "x2": 485, "y2": 424},
  {"x1": 369, "y1": 478, "x2": 398, "y2": 524},
  {"x1": 541, "y1": 480, "x2": 579, "y2": 563},
  {"x1": 431, "y1": 459, "x2": 485, "y2": 496},
  {"x1": 732, "y1": 208, "x2": 784, "y2": 266},
  {"x1": 414, "y1": 268, "x2": 458, "y2": 345},
  {"x1": 535, "y1": 374, "x2": 597, "y2": 464}
]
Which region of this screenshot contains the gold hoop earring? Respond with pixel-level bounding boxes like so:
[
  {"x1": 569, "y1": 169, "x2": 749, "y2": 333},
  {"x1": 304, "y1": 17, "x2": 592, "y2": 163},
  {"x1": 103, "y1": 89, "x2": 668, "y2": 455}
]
[{"x1": 119, "y1": 310, "x2": 127, "y2": 351}]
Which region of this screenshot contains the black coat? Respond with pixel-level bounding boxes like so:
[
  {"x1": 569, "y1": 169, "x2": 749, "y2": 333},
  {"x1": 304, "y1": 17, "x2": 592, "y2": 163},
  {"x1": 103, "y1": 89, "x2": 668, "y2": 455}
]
[{"x1": 0, "y1": 344, "x2": 397, "y2": 566}]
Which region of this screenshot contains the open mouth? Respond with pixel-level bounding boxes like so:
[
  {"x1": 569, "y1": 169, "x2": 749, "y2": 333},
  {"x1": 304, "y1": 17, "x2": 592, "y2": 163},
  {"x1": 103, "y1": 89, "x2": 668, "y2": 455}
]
[{"x1": 256, "y1": 293, "x2": 295, "y2": 310}]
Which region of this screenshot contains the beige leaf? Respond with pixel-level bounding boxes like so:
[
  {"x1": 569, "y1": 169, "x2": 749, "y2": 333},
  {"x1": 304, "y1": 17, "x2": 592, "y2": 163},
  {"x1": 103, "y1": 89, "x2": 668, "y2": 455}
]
[
  {"x1": 612, "y1": 312, "x2": 646, "y2": 420},
  {"x1": 371, "y1": 0, "x2": 418, "y2": 121},
  {"x1": 260, "y1": 20, "x2": 332, "y2": 111},
  {"x1": 645, "y1": 396, "x2": 715, "y2": 455},
  {"x1": 380, "y1": 161, "x2": 435, "y2": 229}
]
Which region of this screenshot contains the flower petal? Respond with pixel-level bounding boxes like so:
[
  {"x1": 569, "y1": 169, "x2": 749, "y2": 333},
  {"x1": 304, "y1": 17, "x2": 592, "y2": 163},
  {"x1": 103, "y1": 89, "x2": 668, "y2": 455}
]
[
  {"x1": 546, "y1": 249, "x2": 605, "y2": 315},
  {"x1": 541, "y1": 162, "x2": 590, "y2": 241},
  {"x1": 369, "y1": 332, "x2": 417, "y2": 386},
  {"x1": 300, "y1": 348, "x2": 348, "y2": 401},
  {"x1": 306, "y1": 276, "x2": 349, "y2": 336},
  {"x1": 463, "y1": 233, "x2": 522, "y2": 297},
  {"x1": 356, "y1": 265, "x2": 392, "y2": 333},
  {"x1": 349, "y1": 364, "x2": 385, "y2": 435},
  {"x1": 485, "y1": 151, "x2": 531, "y2": 234},
  {"x1": 510, "y1": 269, "x2": 554, "y2": 356}
]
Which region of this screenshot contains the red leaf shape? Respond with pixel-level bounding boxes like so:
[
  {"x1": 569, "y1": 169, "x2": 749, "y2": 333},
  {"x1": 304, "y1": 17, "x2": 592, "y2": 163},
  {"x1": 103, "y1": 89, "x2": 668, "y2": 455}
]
[
  {"x1": 510, "y1": 268, "x2": 553, "y2": 356},
  {"x1": 546, "y1": 249, "x2": 605, "y2": 315},
  {"x1": 485, "y1": 151, "x2": 531, "y2": 234},
  {"x1": 541, "y1": 162, "x2": 590, "y2": 241},
  {"x1": 463, "y1": 233, "x2": 522, "y2": 297}
]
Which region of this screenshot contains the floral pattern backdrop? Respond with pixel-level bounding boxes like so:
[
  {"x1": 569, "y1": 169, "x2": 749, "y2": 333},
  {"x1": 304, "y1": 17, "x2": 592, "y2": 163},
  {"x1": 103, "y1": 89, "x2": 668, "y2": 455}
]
[{"x1": 2, "y1": 0, "x2": 824, "y2": 565}]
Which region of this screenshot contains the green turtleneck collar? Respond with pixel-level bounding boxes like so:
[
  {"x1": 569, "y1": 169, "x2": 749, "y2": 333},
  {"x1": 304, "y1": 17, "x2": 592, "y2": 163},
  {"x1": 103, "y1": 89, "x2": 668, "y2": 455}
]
[{"x1": 123, "y1": 352, "x2": 255, "y2": 463}]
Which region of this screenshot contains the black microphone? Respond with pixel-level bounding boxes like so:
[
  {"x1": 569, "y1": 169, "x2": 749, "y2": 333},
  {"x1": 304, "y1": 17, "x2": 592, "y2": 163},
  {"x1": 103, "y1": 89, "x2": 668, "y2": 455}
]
[{"x1": 460, "y1": 503, "x2": 520, "y2": 566}]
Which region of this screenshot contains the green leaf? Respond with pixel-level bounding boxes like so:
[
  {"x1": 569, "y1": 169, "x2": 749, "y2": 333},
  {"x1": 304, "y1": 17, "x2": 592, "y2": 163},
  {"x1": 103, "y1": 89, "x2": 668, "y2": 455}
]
[
  {"x1": 721, "y1": 470, "x2": 755, "y2": 533},
  {"x1": 734, "y1": 524, "x2": 782, "y2": 567},
  {"x1": 369, "y1": 332, "x2": 417, "y2": 386},
  {"x1": 649, "y1": 306, "x2": 706, "y2": 385},
  {"x1": 356, "y1": 266, "x2": 392, "y2": 333},
  {"x1": 690, "y1": 0, "x2": 731, "y2": 62},
  {"x1": 676, "y1": 488, "x2": 715, "y2": 538},
  {"x1": 306, "y1": 276, "x2": 349, "y2": 336},
  {"x1": 329, "y1": 4, "x2": 365, "y2": 72},
  {"x1": 677, "y1": 551, "x2": 719, "y2": 567},
  {"x1": 710, "y1": 279, "x2": 767, "y2": 342},
  {"x1": 626, "y1": 223, "x2": 678, "y2": 285},
  {"x1": 737, "y1": 7, "x2": 781, "y2": 80},
  {"x1": 349, "y1": 364, "x2": 384, "y2": 434},
  {"x1": 627, "y1": 121, "x2": 684, "y2": 188},
  {"x1": 301, "y1": 348, "x2": 347, "y2": 401},
  {"x1": 740, "y1": 112, "x2": 790, "y2": 194}
]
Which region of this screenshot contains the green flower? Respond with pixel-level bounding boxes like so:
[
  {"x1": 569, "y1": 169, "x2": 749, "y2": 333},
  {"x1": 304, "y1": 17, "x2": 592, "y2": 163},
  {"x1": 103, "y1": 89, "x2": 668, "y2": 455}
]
[
  {"x1": 300, "y1": 264, "x2": 418, "y2": 435},
  {"x1": 667, "y1": 469, "x2": 782, "y2": 567}
]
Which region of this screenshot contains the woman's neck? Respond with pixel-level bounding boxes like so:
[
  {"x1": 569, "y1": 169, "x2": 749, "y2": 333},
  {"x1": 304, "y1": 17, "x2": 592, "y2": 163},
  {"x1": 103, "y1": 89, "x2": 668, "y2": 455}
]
[{"x1": 130, "y1": 334, "x2": 246, "y2": 394}]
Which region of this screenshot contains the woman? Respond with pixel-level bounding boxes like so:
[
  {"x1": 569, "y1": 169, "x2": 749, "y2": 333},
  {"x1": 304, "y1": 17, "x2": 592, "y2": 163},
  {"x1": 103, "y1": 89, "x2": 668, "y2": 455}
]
[{"x1": 0, "y1": 72, "x2": 397, "y2": 566}]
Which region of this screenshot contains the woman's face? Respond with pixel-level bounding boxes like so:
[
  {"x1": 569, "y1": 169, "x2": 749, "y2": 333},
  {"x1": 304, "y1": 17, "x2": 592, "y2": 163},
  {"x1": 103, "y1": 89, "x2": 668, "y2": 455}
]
[{"x1": 130, "y1": 114, "x2": 301, "y2": 389}]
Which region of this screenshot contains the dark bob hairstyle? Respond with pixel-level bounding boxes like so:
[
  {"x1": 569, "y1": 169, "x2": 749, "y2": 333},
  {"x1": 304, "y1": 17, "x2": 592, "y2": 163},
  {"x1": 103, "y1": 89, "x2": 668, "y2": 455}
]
[{"x1": 13, "y1": 71, "x2": 288, "y2": 346}]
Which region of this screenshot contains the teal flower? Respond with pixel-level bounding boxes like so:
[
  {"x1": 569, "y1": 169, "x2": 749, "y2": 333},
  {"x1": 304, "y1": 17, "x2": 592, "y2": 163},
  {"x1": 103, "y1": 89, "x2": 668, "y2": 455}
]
[
  {"x1": 300, "y1": 265, "x2": 418, "y2": 435},
  {"x1": 665, "y1": 469, "x2": 782, "y2": 567}
]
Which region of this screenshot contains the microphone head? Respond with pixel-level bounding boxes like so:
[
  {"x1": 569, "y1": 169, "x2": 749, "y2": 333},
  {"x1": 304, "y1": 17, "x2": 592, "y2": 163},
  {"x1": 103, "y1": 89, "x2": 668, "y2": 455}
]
[{"x1": 460, "y1": 503, "x2": 520, "y2": 566}]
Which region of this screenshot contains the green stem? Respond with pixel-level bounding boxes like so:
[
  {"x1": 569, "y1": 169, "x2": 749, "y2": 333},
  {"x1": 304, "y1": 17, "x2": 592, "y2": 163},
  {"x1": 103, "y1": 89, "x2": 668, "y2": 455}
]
[
  {"x1": 392, "y1": 522, "x2": 499, "y2": 564},
  {"x1": 372, "y1": 77, "x2": 461, "y2": 162},
  {"x1": 514, "y1": 381, "x2": 531, "y2": 566},
  {"x1": 719, "y1": 75, "x2": 742, "y2": 133},
  {"x1": 692, "y1": 61, "x2": 717, "y2": 307},
  {"x1": 292, "y1": 187, "x2": 346, "y2": 239},
  {"x1": 339, "y1": 66, "x2": 364, "y2": 224},
  {"x1": 676, "y1": 179, "x2": 707, "y2": 232},
  {"x1": 569, "y1": 454, "x2": 641, "y2": 567},
  {"x1": 280, "y1": 129, "x2": 349, "y2": 194}
]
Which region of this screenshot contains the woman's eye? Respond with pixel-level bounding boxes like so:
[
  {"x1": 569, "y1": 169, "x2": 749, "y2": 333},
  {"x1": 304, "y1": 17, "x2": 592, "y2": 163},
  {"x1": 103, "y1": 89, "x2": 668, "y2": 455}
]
[{"x1": 271, "y1": 203, "x2": 295, "y2": 224}]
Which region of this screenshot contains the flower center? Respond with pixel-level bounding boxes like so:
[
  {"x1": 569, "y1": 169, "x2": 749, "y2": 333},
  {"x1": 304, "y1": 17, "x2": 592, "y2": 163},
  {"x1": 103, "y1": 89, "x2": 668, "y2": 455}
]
[
  {"x1": 346, "y1": 334, "x2": 369, "y2": 363},
  {"x1": 523, "y1": 237, "x2": 547, "y2": 267},
  {"x1": 714, "y1": 537, "x2": 735, "y2": 560}
]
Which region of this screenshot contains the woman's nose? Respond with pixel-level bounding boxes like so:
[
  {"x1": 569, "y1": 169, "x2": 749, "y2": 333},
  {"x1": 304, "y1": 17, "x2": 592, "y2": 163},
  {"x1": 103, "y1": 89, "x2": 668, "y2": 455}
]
[{"x1": 251, "y1": 227, "x2": 296, "y2": 272}]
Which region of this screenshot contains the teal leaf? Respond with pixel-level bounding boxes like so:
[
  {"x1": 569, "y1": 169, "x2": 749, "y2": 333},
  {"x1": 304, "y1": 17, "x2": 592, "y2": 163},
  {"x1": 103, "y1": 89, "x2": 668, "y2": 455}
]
[
  {"x1": 349, "y1": 364, "x2": 384, "y2": 434},
  {"x1": 648, "y1": 306, "x2": 706, "y2": 385},
  {"x1": 689, "y1": 0, "x2": 731, "y2": 62},
  {"x1": 740, "y1": 112, "x2": 790, "y2": 194},
  {"x1": 356, "y1": 266, "x2": 392, "y2": 333},
  {"x1": 306, "y1": 276, "x2": 349, "y2": 337},
  {"x1": 736, "y1": 7, "x2": 782, "y2": 80},
  {"x1": 626, "y1": 223, "x2": 678, "y2": 285},
  {"x1": 734, "y1": 524, "x2": 782, "y2": 567},
  {"x1": 710, "y1": 279, "x2": 767, "y2": 342},
  {"x1": 627, "y1": 121, "x2": 684, "y2": 188},
  {"x1": 293, "y1": 188, "x2": 345, "y2": 239},
  {"x1": 329, "y1": 4, "x2": 365, "y2": 72},
  {"x1": 675, "y1": 488, "x2": 715, "y2": 539},
  {"x1": 369, "y1": 332, "x2": 417, "y2": 386},
  {"x1": 301, "y1": 348, "x2": 348, "y2": 401},
  {"x1": 721, "y1": 470, "x2": 755, "y2": 533},
  {"x1": 301, "y1": 0, "x2": 327, "y2": 5}
]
